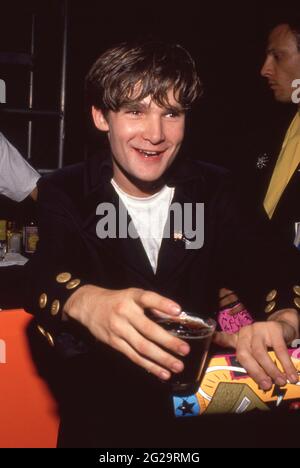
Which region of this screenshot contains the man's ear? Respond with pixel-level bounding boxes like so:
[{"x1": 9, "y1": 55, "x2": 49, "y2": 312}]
[{"x1": 91, "y1": 106, "x2": 110, "y2": 132}]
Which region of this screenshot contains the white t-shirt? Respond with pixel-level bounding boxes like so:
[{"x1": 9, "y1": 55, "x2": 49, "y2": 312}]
[
  {"x1": 111, "y1": 179, "x2": 175, "y2": 273},
  {"x1": 0, "y1": 132, "x2": 40, "y2": 202}
]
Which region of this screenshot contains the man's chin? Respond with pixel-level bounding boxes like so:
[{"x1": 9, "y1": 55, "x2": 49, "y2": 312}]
[{"x1": 274, "y1": 92, "x2": 293, "y2": 103}]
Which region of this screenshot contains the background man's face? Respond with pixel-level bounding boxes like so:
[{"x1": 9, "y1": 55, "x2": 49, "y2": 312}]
[
  {"x1": 261, "y1": 24, "x2": 300, "y2": 103},
  {"x1": 93, "y1": 89, "x2": 185, "y2": 196}
]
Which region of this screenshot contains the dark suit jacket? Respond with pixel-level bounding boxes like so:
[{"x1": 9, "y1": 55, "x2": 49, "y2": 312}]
[
  {"x1": 233, "y1": 109, "x2": 300, "y2": 246},
  {"x1": 23, "y1": 152, "x2": 299, "y2": 447}
]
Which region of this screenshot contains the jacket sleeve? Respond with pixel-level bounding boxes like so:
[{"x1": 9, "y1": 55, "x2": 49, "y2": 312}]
[
  {"x1": 23, "y1": 176, "x2": 100, "y2": 357},
  {"x1": 213, "y1": 174, "x2": 300, "y2": 321}
]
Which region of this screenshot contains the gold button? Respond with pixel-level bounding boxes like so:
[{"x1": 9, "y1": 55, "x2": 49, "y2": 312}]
[
  {"x1": 39, "y1": 293, "x2": 48, "y2": 309},
  {"x1": 46, "y1": 332, "x2": 55, "y2": 347},
  {"x1": 266, "y1": 290, "x2": 277, "y2": 302},
  {"x1": 51, "y1": 300, "x2": 60, "y2": 316},
  {"x1": 66, "y1": 279, "x2": 81, "y2": 290},
  {"x1": 56, "y1": 272, "x2": 72, "y2": 284},
  {"x1": 294, "y1": 286, "x2": 300, "y2": 297},
  {"x1": 37, "y1": 325, "x2": 47, "y2": 337},
  {"x1": 265, "y1": 301, "x2": 276, "y2": 314},
  {"x1": 294, "y1": 297, "x2": 300, "y2": 309}
]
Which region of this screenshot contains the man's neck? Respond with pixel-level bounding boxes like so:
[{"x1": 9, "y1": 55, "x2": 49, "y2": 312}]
[{"x1": 112, "y1": 168, "x2": 164, "y2": 198}]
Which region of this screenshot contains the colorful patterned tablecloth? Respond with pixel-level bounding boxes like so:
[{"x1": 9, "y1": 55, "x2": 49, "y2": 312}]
[{"x1": 173, "y1": 349, "x2": 300, "y2": 417}]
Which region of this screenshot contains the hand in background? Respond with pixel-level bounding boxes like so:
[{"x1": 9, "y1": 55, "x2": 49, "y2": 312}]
[{"x1": 213, "y1": 308, "x2": 299, "y2": 390}]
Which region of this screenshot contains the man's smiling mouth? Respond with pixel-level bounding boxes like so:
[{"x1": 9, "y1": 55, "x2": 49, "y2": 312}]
[{"x1": 136, "y1": 149, "x2": 164, "y2": 158}]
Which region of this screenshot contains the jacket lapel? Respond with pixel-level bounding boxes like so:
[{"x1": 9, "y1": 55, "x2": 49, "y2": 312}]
[
  {"x1": 271, "y1": 162, "x2": 300, "y2": 223},
  {"x1": 156, "y1": 160, "x2": 206, "y2": 281},
  {"x1": 81, "y1": 153, "x2": 205, "y2": 283},
  {"x1": 82, "y1": 154, "x2": 155, "y2": 281}
]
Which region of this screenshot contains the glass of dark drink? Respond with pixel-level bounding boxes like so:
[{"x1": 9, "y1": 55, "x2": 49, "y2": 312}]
[{"x1": 157, "y1": 312, "x2": 216, "y2": 395}]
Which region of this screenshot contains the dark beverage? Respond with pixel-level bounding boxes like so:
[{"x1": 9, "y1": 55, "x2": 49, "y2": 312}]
[{"x1": 158, "y1": 315, "x2": 216, "y2": 395}]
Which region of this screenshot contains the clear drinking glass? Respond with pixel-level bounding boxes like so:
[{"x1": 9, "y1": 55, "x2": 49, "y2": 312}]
[{"x1": 157, "y1": 312, "x2": 216, "y2": 395}]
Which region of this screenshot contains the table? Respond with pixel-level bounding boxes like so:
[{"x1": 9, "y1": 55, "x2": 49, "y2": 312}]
[
  {"x1": 174, "y1": 348, "x2": 300, "y2": 418},
  {"x1": 0, "y1": 309, "x2": 299, "y2": 447}
]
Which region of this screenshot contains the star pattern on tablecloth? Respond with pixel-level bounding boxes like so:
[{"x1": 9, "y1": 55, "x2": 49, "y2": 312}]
[{"x1": 177, "y1": 399, "x2": 196, "y2": 416}]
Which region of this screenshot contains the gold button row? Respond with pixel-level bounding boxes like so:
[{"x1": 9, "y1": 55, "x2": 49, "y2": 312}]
[
  {"x1": 39, "y1": 293, "x2": 48, "y2": 309},
  {"x1": 265, "y1": 286, "x2": 300, "y2": 313},
  {"x1": 51, "y1": 300, "x2": 60, "y2": 316},
  {"x1": 36, "y1": 325, "x2": 55, "y2": 347},
  {"x1": 56, "y1": 272, "x2": 72, "y2": 284},
  {"x1": 294, "y1": 286, "x2": 300, "y2": 297},
  {"x1": 57, "y1": 271, "x2": 81, "y2": 290},
  {"x1": 66, "y1": 279, "x2": 81, "y2": 290},
  {"x1": 38, "y1": 273, "x2": 81, "y2": 315},
  {"x1": 266, "y1": 290, "x2": 277, "y2": 302},
  {"x1": 265, "y1": 301, "x2": 276, "y2": 314},
  {"x1": 56, "y1": 272, "x2": 81, "y2": 290}
]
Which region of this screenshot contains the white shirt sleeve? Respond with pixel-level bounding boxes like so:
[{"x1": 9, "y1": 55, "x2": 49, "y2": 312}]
[{"x1": 0, "y1": 132, "x2": 41, "y2": 202}]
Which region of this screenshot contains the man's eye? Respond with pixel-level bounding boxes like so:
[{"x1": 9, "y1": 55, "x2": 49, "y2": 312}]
[
  {"x1": 126, "y1": 110, "x2": 141, "y2": 116},
  {"x1": 165, "y1": 111, "x2": 180, "y2": 118},
  {"x1": 272, "y1": 52, "x2": 282, "y2": 62}
]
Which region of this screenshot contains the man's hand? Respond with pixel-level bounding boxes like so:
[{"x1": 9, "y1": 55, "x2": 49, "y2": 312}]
[
  {"x1": 64, "y1": 285, "x2": 190, "y2": 380},
  {"x1": 213, "y1": 309, "x2": 299, "y2": 391}
]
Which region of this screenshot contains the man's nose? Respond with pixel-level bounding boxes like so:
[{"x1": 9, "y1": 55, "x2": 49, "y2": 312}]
[
  {"x1": 142, "y1": 116, "x2": 165, "y2": 144},
  {"x1": 261, "y1": 56, "x2": 273, "y2": 78}
]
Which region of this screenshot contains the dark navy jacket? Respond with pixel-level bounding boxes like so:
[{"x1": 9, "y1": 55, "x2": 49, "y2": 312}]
[{"x1": 23, "y1": 152, "x2": 299, "y2": 447}]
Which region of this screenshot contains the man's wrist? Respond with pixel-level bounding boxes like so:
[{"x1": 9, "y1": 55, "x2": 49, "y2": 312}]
[
  {"x1": 63, "y1": 284, "x2": 105, "y2": 323},
  {"x1": 268, "y1": 308, "x2": 299, "y2": 344}
]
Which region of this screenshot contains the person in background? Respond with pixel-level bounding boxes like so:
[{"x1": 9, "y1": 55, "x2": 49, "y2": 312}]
[
  {"x1": 24, "y1": 40, "x2": 299, "y2": 447},
  {"x1": 0, "y1": 132, "x2": 40, "y2": 309},
  {"x1": 220, "y1": 18, "x2": 300, "y2": 325},
  {"x1": 259, "y1": 18, "x2": 300, "y2": 245},
  {"x1": 0, "y1": 132, "x2": 40, "y2": 202}
]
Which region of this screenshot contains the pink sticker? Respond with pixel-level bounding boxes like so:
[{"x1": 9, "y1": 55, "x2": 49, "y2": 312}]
[{"x1": 218, "y1": 308, "x2": 254, "y2": 334}]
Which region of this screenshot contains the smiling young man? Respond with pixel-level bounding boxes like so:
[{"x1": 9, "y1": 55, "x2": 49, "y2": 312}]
[
  {"x1": 92, "y1": 90, "x2": 185, "y2": 197},
  {"x1": 25, "y1": 41, "x2": 299, "y2": 447}
]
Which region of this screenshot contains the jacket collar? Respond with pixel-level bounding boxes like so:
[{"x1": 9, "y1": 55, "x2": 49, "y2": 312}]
[{"x1": 82, "y1": 150, "x2": 205, "y2": 282}]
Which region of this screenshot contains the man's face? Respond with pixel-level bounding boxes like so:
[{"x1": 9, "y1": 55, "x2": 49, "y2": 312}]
[
  {"x1": 261, "y1": 24, "x2": 300, "y2": 103},
  {"x1": 92, "y1": 89, "x2": 185, "y2": 196}
]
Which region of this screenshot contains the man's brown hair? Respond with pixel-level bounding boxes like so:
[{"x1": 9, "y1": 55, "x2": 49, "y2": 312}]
[{"x1": 85, "y1": 40, "x2": 203, "y2": 112}]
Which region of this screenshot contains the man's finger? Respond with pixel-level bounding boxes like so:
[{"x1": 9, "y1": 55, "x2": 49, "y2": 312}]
[
  {"x1": 271, "y1": 333, "x2": 299, "y2": 384},
  {"x1": 113, "y1": 335, "x2": 173, "y2": 381},
  {"x1": 135, "y1": 290, "x2": 181, "y2": 316},
  {"x1": 130, "y1": 313, "x2": 190, "y2": 358},
  {"x1": 235, "y1": 334, "x2": 273, "y2": 390},
  {"x1": 114, "y1": 325, "x2": 186, "y2": 378},
  {"x1": 149, "y1": 308, "x2": 174, "y2": 320},
  {"x1": 251, "y1": 334, "x2": 288, "y2": 386}
]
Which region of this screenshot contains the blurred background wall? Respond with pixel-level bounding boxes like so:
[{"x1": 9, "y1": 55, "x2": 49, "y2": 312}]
[{"x1": 0, "y1": 0, "x2": 298, "y2": 175}]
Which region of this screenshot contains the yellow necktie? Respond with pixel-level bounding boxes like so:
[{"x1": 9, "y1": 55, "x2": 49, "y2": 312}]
[{"x1": 264, "y1": 112, "x2": 300, "y2": 219}]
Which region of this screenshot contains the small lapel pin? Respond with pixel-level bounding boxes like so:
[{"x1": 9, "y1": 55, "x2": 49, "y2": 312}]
[
  {"x1": 256, "y1": 153, "x2": 270, "y2": 170},
  {"x1": 174, "y1": 232, "x2": 183, "y2": 242},
  {"x1": 173, "y1": 232, "x2": 192, "y2": 246}
]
